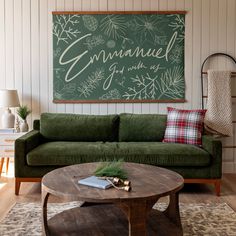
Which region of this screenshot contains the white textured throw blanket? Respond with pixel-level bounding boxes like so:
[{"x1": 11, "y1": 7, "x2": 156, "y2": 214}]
[{"x1": 204, "y1": 70, "x2": 233, "y2": 136}]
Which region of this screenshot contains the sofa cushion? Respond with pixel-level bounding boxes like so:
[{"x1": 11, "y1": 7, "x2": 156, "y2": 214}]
[
  {"x1": 27, "y1": 142, "x2": 211, "y2": 167},
  {"x1": 40, "y1": 113, "x2": 119, "y2": 141},
  {"x1": 119, "y1": 113, "x2": 167, "y2": 142},
  {"x1": 163, "y1": 107, "x2": 206, "y2": 146}
]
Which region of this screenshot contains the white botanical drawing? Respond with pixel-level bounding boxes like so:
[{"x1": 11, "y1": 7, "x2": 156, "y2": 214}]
[
  {"x1": 168, "y1": 14, "x2": 185, "y2": 42},
  {"x1": 53, "y1": 15, "x2": 81, "y2": 45},
  {"x1": 169, "y1": 45, "x2": 184, "y2": 64},
  {"x1": 54, "y1": 68, "x2": 65, "y2": 79},
  {"x1": 115, "y1": 76, "x2": 126, "y2": 87},
  {"x1": 157, "y1": 66, "x2": 184, "y2": 99},
  {"x1": 154, "y1": 35, "x2": 168, "y2": 46},
  {"x1": 99, "y1": 89, "x2": 121, "y2": 100},
  {"x1": 53, "y1": 48, "x2": 61, "y2": 58},
  {"x1": 168, "y1": 15, "x2": 185, "y2": 31},
  {"x1": 77, "y1": 68, "x2": 105, "y2": 98},
  {"x1": 84, "y1": 35, "x2": 105, "y2": 50},
  {"x1": 100, "y1": 15, "x2": 127, "y2": 39},
  {"x1": 54, "y1": 82, "x2": 76, "y2": 99},
  {"x1": 61, "y1": 82, "x2": 77, "y2": 94},
  {"x1": 120, "y1": 36, "x2": 134, "y2": 49},
  {"x1": 82, "y1": 15, "x2": 98, "y2": 32},
  {"x1": 106, "y1": 40, "x2": 116, "y2": 48},
  {"x1": 54, "y1": 92, "x2": 63, "y2": 100},
  {"x1": 123, "y1": 73, "x2": 159, "y2": 100},
  {"x1": 127, "y1": 15, "x2": 165, "y2": 44}
]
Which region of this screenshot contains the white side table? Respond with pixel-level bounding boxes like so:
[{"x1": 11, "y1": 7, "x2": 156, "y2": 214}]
[{"x1": 0, "y1": 132, "x2": 26, "y2": 176}]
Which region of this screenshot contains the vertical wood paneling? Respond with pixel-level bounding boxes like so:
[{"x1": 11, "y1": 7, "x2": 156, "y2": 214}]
[
  {"x1": 192, "y1": 0, "x2": 201, "y2": 109},
  {"x1": 227, "y1": 0, "x2": 236, "y2": 72},
  {"x1": 5, "y1": 0, "x2": 14, "y2": 89},
  {"x1": 201, "y1": 0, "x2": 210, "y2": 103},
  {"x1": 0, "y1": 0, "x2": 236, "y2": 172},
  {"x1": 13, "y1": 0, "x2": 23, "y2": 103},
  {"x1": 48, "y1": 0, "x2": 57, "y2": 114},
  {"x1": 209, "y1": 0, "x2": 218, "y2": 67},
  {"x1": 116, "y1": 0, "x2": 125, "y2": 11},
  {"x1": 39, "y1": 0, "x2": 48, "y2": 113},
  {"x1": 99, "y1": 0, "x2": 107, "y2": 11},
  {"x1": 22, "y1": 0, "x2": 32, "y2": 126},
  {"x1": 150, "y1": 0, "x2": 158, "y2": 10},
  {"x1": 31, "y1": 0, "x2": 40, "y2": 122},
  {"x1": 0, "y1": 0, "x2": 6, "y2": 92},
  {"x1": 184, "y1": 0, "x2": 193, "y2": 109},
  {"x1": 218, "y1": 0, "x2": 227, "y2": 70}
]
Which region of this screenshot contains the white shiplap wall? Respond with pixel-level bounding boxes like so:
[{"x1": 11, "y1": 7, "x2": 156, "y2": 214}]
[{"x1": 0, "y1": 0, "x2": 236, "y2": 173}]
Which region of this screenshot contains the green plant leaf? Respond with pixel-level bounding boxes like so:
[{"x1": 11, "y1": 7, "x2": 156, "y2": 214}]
[
  {"x1": 94, "y1": 160, "x2": 127, "y2": 180},
  {"x1": 16, "y1": 105, "x2": 31, "y2": 120}
]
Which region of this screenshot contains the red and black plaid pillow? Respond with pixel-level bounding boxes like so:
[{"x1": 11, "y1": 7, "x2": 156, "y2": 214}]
[{"x1": 163, "y1": 107, "x2": 206, "y2": 146}]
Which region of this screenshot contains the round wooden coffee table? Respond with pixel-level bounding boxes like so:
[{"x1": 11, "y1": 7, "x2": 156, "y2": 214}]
[{"x1": 42, "y1": 163, "x2": 184, "y2": 236}]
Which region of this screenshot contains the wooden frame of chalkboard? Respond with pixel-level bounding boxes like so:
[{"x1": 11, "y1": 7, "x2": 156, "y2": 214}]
[{"x1": 53, "y1": 11, "x2": 187, "y2": 103}]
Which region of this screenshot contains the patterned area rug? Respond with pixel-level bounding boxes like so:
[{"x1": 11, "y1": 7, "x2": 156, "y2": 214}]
[{"x1": 0, "y1": 202, "x2": 236, "y2": 236}]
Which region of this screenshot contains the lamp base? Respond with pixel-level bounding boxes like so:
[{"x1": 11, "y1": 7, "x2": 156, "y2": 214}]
[{"x1": 2, "y1": 108, "x2": 15, "y2": 128}]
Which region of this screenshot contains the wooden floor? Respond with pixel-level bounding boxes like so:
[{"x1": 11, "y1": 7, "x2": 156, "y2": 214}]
[{"x1": 1, "y1": 161, "x2": 236, "y2": 222}]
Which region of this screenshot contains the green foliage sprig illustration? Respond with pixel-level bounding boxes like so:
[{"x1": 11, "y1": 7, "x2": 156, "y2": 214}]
[
  {"x1": 99, "y1": 89, "x2": 121, "y2": 100},
  {"x1": 53, "y1": 15, "x2": 81, "y2": 45},
  {"x1": 157, "y1": 66, "x2": 184, "y2": 99},
  {"x1": 77, "y1": 68, "x2": 105, "y2": 98},
  {"x1": 100, "y1": 15, "x2": 127, "y2": 39},
  {"x1": 123, "y1": 73, "x2": 159, "y2": 100},
  {"x1": 168, "y1": 14, "x2": 185, "y2": 42},
  {"x1": 84, "y1": 35, "x2": 105, "y2": 50}
]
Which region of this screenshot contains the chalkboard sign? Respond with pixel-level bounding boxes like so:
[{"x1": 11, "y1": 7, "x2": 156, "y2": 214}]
[{"x1": 53, "y1": 11, "x2": 186, "y2": 103}]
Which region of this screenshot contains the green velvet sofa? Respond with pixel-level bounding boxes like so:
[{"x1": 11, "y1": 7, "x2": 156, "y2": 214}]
[{"x1": 15, "y1": 113, "x2": 222, "y2": 195}]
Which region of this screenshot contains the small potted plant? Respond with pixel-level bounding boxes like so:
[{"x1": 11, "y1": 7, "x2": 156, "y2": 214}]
[{"x1": 16, "y1": 105, "x2": 31, "y2": 132}]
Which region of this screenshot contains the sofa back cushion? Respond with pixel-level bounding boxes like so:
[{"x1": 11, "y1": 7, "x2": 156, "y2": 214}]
[
  {"x1": 119, "y1": 113, "x2": 167, "y2": 142},
  {"x1": 40, "y1": 113, "x2": 119, "y2": 141}
]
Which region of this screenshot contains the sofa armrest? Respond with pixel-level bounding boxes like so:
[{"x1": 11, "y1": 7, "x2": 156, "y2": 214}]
[
  {"x1": 202, "y1": 135, "x2": 222, "y2": 178},
  {"x1": 202, "y1": 135, "x2": 222, "y2": 156},
  {"x1": 15, "y1": 130, "x2": 41, "y2": 177}
]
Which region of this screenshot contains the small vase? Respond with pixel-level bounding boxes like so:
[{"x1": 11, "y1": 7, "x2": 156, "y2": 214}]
[{"x1": 20, "y1": 120, "x2": 29, "y2": 132}]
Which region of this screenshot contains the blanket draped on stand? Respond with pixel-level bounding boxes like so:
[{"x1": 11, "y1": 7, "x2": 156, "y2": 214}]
[{"x1": 204, "y1": 70, "x2": 233, "y2": 136}]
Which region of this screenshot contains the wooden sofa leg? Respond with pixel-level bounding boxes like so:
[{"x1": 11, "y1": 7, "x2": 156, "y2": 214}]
[
  {"x1": 15, "y1": 177, "x2": 42, "y2": 195},
  {"x1": 15, "y1": 178, "x2": 21, "y2": 195},
  {"x1": 214, "y1": 180, "x2": 221, "y2": 196}
]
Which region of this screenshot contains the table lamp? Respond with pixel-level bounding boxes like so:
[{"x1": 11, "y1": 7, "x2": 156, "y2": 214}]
[{"x1": 0, "y1": 89, "x2": 20, "y2": 128}]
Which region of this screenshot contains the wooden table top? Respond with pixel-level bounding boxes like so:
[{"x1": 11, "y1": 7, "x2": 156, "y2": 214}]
[{"x1": 42, "y1": 162, "x2": 184, "y2": 202}]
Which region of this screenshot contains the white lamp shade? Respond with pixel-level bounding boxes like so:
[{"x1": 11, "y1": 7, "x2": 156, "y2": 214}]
[{"x1": 0, "y1": 89, "x2": 20, "y2": 108}]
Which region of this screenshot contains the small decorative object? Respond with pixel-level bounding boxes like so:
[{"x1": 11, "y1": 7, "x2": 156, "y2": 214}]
[
  {"x1": 94, "y1": 160, "x2": 128, "y2": 180},
  {"x1": 163, "y1": 107, "x2": 206, "y2": 146},
  {"x1": 94, "y1": 160, "x2": 131, "y2": 192},
  {"x1": 16, "y1": 105, "x2": 31, "y2": 132},
  {"x1": 98, "y1": 177, "x2": 132, "y2": 192},
  {"x1": 15, "y1": 117, "x2": 20, "y2": 133},
  {"x1": 0, "y1": 89, "x2": 20, "y2": 128}
]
